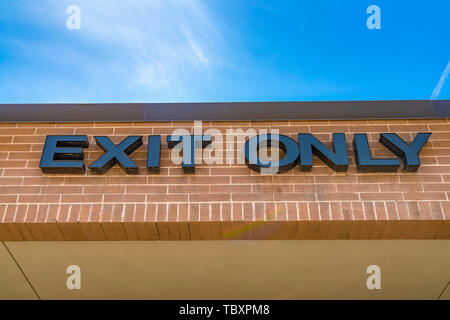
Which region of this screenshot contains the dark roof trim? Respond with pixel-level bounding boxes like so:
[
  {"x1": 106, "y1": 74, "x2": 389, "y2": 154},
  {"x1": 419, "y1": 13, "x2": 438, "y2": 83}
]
[{"x1": 0, "y1": 100, "x2": 449, "y2": 122}]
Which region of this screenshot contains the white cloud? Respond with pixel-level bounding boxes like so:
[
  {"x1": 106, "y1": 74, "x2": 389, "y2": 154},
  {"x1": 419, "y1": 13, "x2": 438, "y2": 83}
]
[
  {"x1": 23, "y1": 0, "x2": 224, "y2": 98},
  {"x1": 431, "y1": 59, "x2": 450, "y2": 100}
]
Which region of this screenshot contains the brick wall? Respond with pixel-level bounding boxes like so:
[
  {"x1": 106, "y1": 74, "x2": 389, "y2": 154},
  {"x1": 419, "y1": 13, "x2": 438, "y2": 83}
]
[{"x1": 0, "y1": 119, "x2": 449, "y2": 241}]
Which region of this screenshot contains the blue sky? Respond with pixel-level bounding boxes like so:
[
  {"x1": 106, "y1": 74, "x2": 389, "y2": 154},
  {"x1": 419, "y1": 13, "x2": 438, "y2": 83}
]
[{"x1": 0, "y1": 0, "x2": 449, "y2": 103}]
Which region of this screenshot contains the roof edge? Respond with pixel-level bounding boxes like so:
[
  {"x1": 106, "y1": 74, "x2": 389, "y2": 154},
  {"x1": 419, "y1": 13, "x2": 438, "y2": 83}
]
[{"x1": 0, "y1": 100, "x2": 448, "y2": 122}]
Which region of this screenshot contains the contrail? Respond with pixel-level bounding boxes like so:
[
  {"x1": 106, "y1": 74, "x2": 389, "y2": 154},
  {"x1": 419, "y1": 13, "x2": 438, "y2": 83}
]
[{"x1": 431, "y1": 59, "x2": 450, "y2": 100}]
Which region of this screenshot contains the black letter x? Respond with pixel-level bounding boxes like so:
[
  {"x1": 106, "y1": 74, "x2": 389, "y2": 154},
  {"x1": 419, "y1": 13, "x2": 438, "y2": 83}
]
[{"x1": 89, "y1": 136, "x2": 143, "y2": 174}]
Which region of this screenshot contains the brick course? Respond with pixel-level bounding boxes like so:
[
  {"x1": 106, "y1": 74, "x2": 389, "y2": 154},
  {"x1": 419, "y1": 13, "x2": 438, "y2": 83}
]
[{"x1": 0, "y1": 119, "x2": 449, "y2": 240}]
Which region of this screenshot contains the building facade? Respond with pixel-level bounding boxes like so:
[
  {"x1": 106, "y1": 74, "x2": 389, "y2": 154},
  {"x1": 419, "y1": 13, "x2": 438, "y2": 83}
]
[{"x1": 0, "y1": 101, "x2": 449, "y2": 241}]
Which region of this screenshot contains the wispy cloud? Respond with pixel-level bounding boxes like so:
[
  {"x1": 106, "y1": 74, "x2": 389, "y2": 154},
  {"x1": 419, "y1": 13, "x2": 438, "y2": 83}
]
[
  {"x1": 0, "y1": 0, "x2": 352, "y2": 102},
  {"x1": 7, "y1": 0, "x2": 225, "y2": 101},
  {"x1": 431, "y1": 59, "x2": 450, "y2": 100},
  {"x1": 72, "y1": 0, "x2": 220, "y2": 87}
]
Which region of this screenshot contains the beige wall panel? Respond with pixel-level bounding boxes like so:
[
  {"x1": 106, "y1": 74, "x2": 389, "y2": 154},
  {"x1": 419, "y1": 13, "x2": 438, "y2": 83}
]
[
  {"x1": 0, "y1": 243, "x2": 38, "y2": 300},
  {"x1": 5, "y1": 240, "x2": 450, "y2": 300}
]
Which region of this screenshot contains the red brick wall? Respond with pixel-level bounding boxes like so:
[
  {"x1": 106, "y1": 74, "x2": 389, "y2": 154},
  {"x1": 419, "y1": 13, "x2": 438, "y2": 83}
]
[{"x1": 0, "y1": 119, "x2": 449, "y2": 240}]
